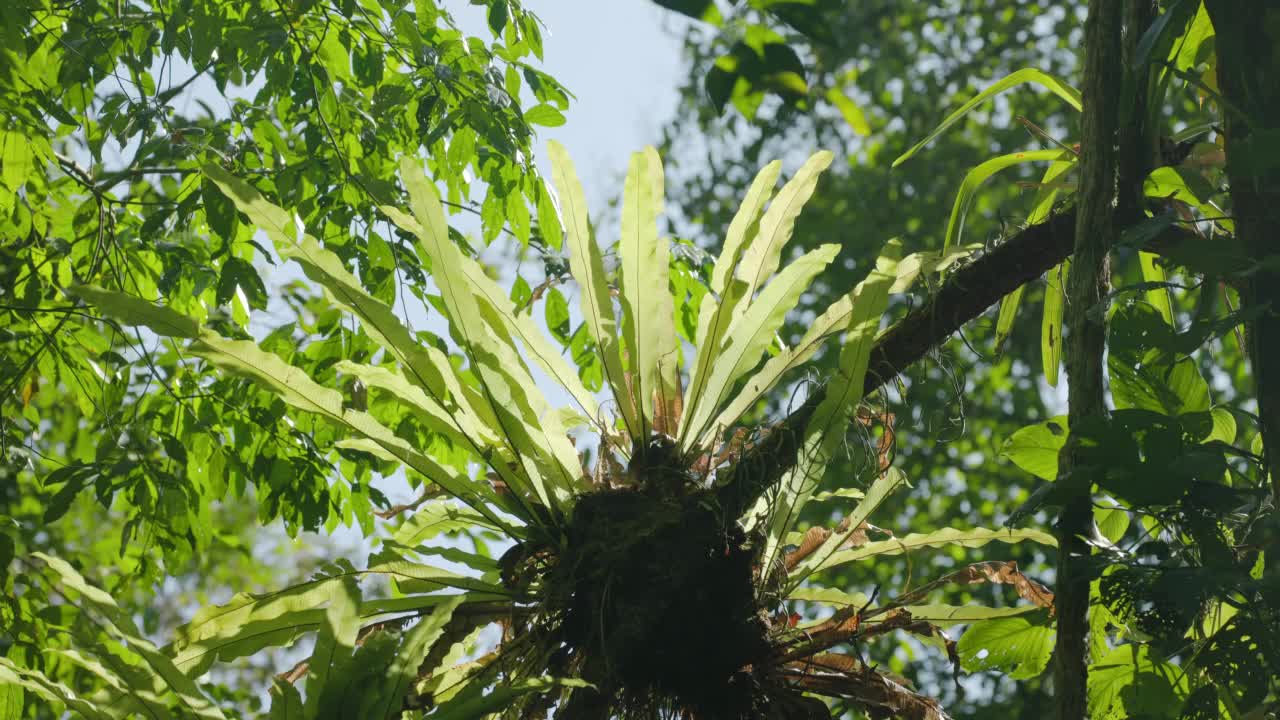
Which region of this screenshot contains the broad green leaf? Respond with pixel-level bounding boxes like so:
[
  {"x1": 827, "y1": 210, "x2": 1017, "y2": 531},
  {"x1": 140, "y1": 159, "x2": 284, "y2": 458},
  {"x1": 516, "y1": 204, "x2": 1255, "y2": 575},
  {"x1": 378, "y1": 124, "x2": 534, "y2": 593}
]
[
  {"x1": 304, "y1": 575, "x2": 361, "y2": 720},
  {"x1": 333, "y1": 361, "x2": 498, "y2": 450},
  {"x1": 734, "y1": 151, "x2": 833, "y2": 303},
  {"x1": 1001, "y1": 416, "x2": 1069, "y2": 480},
  {"x1": 428, "y1": 677, "x2": 592, "y2": 719},
  {"x1": 786, "y1": 469, "x2": 907, "y2": 589},
  {"x1": 957, "y1": 613, "x2": 1054, "y2": 680},
  {"x1": 0, "y1": 659, "x2": 110, "y2": 720},
  {"x1": 618, "y1": 147, "x2": 680, "y2": 433},
  {"x1": 901, "y1": 604, "x2": 1038, "y2": 628},
  {"x1": 814, "y1": 527, "x2": 1056, "y2": 573},
  {"x1": 35, "y1": 553, "x2": 228, "y2": 720},
  {"x1": 825, "y1": 86, "x2": 870, "y2": 135},
  {"x1": 1207, "y1": 407, "x2": 1237, "y2": 444},
  {"x1": 399, "y1": 157, "x2": 564, "y2": 515},
  {"x1": 269, "y1": 681, "x2": 305, "y2": 720},
  {"x1": 191, "y1": 331, "x2": 507, "y2": 521},
  {"x1": 1042, "y1": 260, "x2": 1068, "y2": 387},
  {"x1": 0, "y1": 682, "x2": 21, "y2": 720},
  {"x1": 368, "y1": 558, "x2": 506, "y2": 595},
  {"x1": 683, "y1": 160, "x2": 781, "y2": 443},
  {"x1": 0, "y1": 130, "x2": 34, "y2": 192},
  {"x1": 69, "y1": 285, "x2": 199, "y2": 338},
  {"x1": 548, "y1": 140, "x2": 639, "y2": 442},
  {"x1": 394, "y1": 501, "x2": 502, "y2": 547},
  {"x1": 170, "y1": 578, "x2": 485, "y2": 679},
  {"x1": 997, "y1": 157, "x2": 1077, "y2": 352},
  {"x1": 1094, "y1": 501, "x2": 1130, "y2": 545},
  {"x1": 894, "y1": 68, "x2": 1083, "y2": 168},
  {"x1": 1143, "y1": 166, "x2": 1233, "y2": 233},
  {"x1": 994, "y1": 284, "x2": 1025, "y2": 353},
  {"x1": 709, "y1": 161, "x2": 782, "y2": 299},
  {"x1": 775, "y1": 243, "x2": 904, "y2": 582},
  {"x1": 1137, "y1": 252, "x2": 1174, "y2": 325},
  {"x1": 56, "y1": 647, "x2": 176, "y2": 718},
  {"x1": 363, "y1": 595, "x2": 463, "y2": 720},
  {"x1": 943, "y1": 150, "x2": 1071, "y2": 253},
  {"x1": 1088, "y1": 645, "x2": 1187, "y2": 718},
  {"x1": 1028, "y1": 158, "x2": 1077, "y2": 225},
  {"x1": 1108, "y1": 303, "x2": 1211, "y2": 416},
  {"x1": 889, "y1": 244, "x2": 981, "y2": 294},
  {"x1": 202, "y1": 165, "x2": 485, "y2": 441},
  {"x1": 384, "y1": 206, "x2": 582, "y2": 505},
  {"x1": 682, "y1": 243, "x2": 840, "y2": 448},
  {"x1": 465, "y1": 266, "x2": 595, "y2": 423},
  {"x1": 788, "y1": 586, "x2": 871, "y2": 608}
]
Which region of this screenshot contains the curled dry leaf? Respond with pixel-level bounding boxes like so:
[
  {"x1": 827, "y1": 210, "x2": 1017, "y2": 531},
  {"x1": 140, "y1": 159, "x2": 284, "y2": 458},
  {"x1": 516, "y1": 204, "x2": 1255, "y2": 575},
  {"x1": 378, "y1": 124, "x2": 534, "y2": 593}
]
[{"x1": 938, "y1": 560, "x2": 1055, "y2": 611}]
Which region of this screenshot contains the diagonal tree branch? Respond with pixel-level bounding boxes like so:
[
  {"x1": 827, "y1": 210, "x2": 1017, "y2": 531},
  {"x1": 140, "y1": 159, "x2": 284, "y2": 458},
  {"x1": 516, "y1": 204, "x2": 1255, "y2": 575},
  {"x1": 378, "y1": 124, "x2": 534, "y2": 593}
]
[{"x1": 717, "y1": 207, "x2": 1077, "y2": 520}]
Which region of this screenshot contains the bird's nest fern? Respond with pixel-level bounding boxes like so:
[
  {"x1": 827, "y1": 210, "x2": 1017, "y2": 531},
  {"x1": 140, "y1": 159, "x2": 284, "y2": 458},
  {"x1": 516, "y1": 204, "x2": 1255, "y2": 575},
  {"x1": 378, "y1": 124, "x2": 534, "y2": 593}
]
[{"x1": 18, "y1": 145, "x2": 1058, "y2": 720}]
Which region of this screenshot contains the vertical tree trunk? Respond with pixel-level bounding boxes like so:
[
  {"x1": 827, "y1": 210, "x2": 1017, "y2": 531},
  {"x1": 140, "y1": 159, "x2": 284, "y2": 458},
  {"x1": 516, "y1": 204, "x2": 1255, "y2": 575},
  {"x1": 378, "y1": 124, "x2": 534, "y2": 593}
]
[
  {"x1": 1054, "y1": 2, "x2": 1123, "y2": 718},
  {"x1": 1203, "y1": 2, "x2": 1280, "y2": 503}
]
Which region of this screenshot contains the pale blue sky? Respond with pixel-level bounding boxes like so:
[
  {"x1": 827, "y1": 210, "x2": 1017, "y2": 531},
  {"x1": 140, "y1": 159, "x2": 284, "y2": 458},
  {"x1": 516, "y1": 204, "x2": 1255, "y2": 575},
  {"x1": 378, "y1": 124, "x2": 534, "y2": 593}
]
[{"x1": 503, "y1": 1, "x2": 690, "y2": 205}]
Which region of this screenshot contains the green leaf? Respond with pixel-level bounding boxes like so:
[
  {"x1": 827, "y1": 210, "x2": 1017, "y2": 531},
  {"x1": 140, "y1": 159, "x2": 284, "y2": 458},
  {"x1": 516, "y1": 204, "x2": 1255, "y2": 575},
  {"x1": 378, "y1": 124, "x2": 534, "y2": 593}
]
[
  {"x1": 733, "y1": 151, "x2": 833, "y2": 304},
  {"x1": 1143, "y1": 166, "x2": 1233, "y2": 234},
  {"x1": 1001, "y1": 416, "x2": 1068, "y2": 480},
  {"x1": 1094, "y1": 501, "x2": 1130, "y2": 545},
  {"x1": 0, "y1": 130, "x2": 34, "y2": 192},
  {"x1": 652, "y1": 0, "x2": 722, "y2": 25},
  {"x1": 191, "y1": 331, "x2": 510, "y2": 527},
  {"x1": 1137, "y1": 251, "x2": 1174, "y2": 325},
  {"x1": 682, "y1": 243, "x2": 841, "y2": 446},
  {"x1": 203, "y1": 164, "x2": 485, "y2": 445},
  {"x1": 398, "y1": 157, "x2": 568, "y2": 515},
  {"x1": 788, "y1": 586, "x2": 871, "y2": 608},
  {"x1": 548, "y1": 140, "x2": 639, "y2": 442},
  {"x1": 618, "y1": 147, "x2": 680, "y2": 434},
  {"x1": 364, "y1": 595, "x2": 462, "y2": 720},
  {"x1": 1088, "y1": 645, "x2": 1187, "y2": 718},
  {"x1": 305, "y1": 575, "x2": 361, "y2": 720},
  {"x1": 957, "y1": 613, "x2": 1054, "y2": 679},
  {"x1": 901, "y1": 604, "x2": 1038, "y2": 628},
  {"x1": 0, "y1": 658, "x2": 109, "y2": 719},
  {"x1": 1207, "y1": 407, "x2": 1237, "y2": 444},
  {"x1": 428, "y1": 677, "x2": 592, "y2": 719},
  {"x1": 994, "y1": 284, "x2": 1025, "y2": 353},
  {"x1": 545, "y1": 288, "x2": 571, "y2": 344},
  {"x1": 683, "y1": 160, "x2": 781, "y2": 443},
  {"x1": 0, "y1": 680, "x2": 20, "y2": 720},
  {"x1": 894, "y1": 68, "x2": 1082, "y2": 168},
  {"x1": 815, "y1": 527, "x2": 1057, "y2": 573},
  {"x1": 1042, "y1": 260, "x2": 1068, "y2": 387},
  {"x1": 776, "y1": 243, "x2": 904, "y2": 581},
  {"x1": 785, "y1": 469, "x2": 908, "y2": 588},
  {"x1": 825, "y1": 86, "x2": 869, "y2": 135},
  {"x1": 70, "y1": 285, "x2": 200, "y2": 339},
  {"x1": 944, "y1": 150, "x2": 1072, "y2": 253},
  {"x1": 35, "y1": 553, "x2": 228, "y2": 719},
  {"x1": 1108, "y1": 302, "x2": 1210, "y2": 416},
  {"x1": 216, "y1": 257, "x2": 267, "y2": 310},
  {"x1": 524, "y1": 104, "x2": 565, "y2": 127}
]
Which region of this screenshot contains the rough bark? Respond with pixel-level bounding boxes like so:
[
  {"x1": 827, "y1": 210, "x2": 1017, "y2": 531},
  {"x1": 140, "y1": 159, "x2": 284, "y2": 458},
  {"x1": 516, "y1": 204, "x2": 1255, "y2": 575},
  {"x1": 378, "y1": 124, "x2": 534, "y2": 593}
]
[
  {"x1": 1204, "y1": 1, "x2": 1280, "y2": 502},
  {"x1": 1054, "y1": 2, "x2": 1123, "y2": 719}
]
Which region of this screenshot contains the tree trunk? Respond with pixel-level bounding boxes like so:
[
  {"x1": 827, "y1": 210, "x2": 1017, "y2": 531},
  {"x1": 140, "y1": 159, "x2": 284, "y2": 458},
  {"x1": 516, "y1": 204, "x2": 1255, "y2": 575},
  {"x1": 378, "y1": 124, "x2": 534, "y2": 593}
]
[
  {"x1": 1203, "y1": 2, "x2": 1280, "y2": 503},
  {"x1": 1054, "y1": 2, "x2": 1123, "y2": 719}
]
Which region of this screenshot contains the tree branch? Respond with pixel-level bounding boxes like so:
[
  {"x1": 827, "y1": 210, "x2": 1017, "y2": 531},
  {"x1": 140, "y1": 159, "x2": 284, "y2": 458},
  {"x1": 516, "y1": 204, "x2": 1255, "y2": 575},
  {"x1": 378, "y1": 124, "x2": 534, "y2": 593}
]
[{"x1": 717, "y1": 207, "x2": 1077, "y2": 520}]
